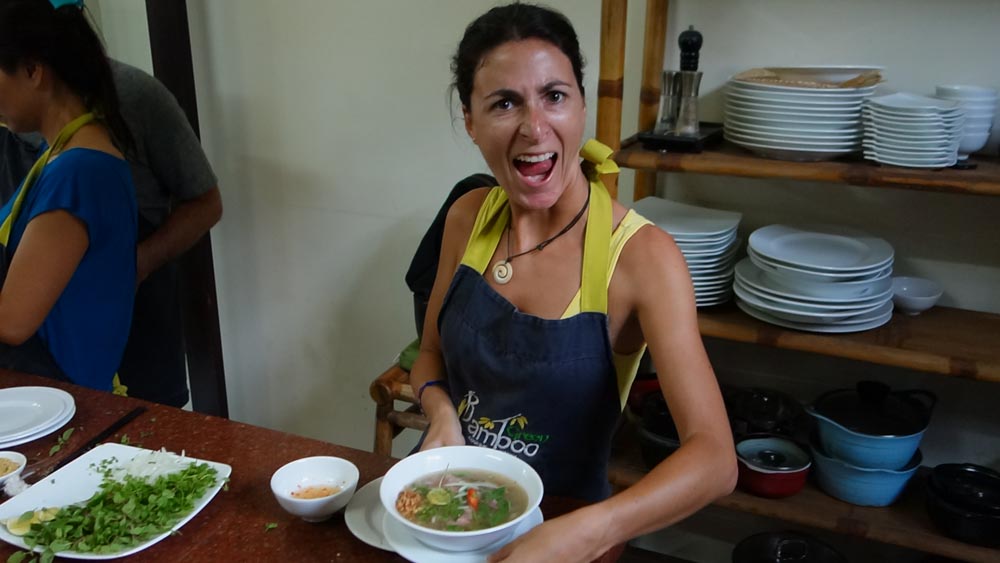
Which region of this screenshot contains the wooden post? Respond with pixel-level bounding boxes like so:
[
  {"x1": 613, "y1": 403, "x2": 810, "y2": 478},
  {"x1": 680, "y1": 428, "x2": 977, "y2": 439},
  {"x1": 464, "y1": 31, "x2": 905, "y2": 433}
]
[
  {"x1": 596, "y1": 0, "x2": 627, "y2": 199},
  {"x1": 145, "y1": 0, "x2": 229, "y2": 418},
  {"x1": 634, "y1": 0, "x2": 669, "y2": 202}
]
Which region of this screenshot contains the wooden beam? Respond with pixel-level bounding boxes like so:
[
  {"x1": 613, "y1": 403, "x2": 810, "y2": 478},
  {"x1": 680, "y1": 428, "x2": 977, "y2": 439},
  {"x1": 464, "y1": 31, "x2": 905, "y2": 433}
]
[
  {"x1": 145, "y1": 0, "x2": 229, "y2": 418},
  {"x1": 596, "y1": 0, "x2": 627, "y2": 199},
  {"x1": 634, "y1": 0, "x2": 669, "y2": 202}
]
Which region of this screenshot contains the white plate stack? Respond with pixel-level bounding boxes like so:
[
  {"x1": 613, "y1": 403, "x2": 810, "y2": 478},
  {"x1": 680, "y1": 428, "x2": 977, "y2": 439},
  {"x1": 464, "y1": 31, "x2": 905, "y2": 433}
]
[
  {"x1": 724, "y1": 79, "x2": 876, "y2": 162},
  {"x1": 735, "y1": 225, "x2": 895, "y2": 333},
  {"x1": 632, "y1": 197, "x2": 742, "y2": 307},
  {"x1": 0, "y1": 386, "x2": 76, "y2": 448},
  {"x1": 934, "y1": 84, "x2": 998, "y2": 160},
  {"x1": 862, "y1": 93, "x2": 964, "y2": 168}
]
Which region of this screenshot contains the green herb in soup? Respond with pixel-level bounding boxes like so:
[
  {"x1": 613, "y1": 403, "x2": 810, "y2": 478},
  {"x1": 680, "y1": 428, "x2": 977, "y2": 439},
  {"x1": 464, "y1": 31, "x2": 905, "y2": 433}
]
[{"x1": 395, "y1": 469, "x2": 527, "y2": 531}]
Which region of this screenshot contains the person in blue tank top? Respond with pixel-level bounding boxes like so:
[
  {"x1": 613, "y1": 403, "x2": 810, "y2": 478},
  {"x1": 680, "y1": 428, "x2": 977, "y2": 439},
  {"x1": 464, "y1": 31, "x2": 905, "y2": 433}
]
[
  {"x1": 408, "y1": 5, "x2": 737, "y2": 562},
  {"x1": 0, "y1": 0, "x2": 137, "y2": 392}
]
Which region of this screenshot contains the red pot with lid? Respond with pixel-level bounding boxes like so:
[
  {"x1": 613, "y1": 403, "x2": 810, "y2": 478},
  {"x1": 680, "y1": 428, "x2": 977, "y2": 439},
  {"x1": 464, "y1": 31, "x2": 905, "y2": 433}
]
[{"x1": 736, "y1": 434, "x2": 811, "y2": 499}]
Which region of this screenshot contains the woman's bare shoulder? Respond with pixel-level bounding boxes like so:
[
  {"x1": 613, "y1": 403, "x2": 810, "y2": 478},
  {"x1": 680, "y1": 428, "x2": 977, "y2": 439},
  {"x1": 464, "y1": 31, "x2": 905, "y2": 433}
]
[{"x1": 440, "y1": 186, "x2": 494, "y2": 260}]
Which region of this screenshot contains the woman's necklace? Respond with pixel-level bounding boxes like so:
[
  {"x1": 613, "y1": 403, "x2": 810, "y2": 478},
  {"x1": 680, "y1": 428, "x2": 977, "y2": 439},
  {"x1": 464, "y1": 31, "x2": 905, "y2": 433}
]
[{"x1": 492, "y1": 187, "x2": 591, "y2": 285}]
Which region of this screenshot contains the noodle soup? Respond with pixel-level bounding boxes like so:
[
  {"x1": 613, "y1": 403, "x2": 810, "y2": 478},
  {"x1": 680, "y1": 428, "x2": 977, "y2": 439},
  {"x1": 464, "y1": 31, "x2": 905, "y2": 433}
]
[{"x1": 395, "y1": 469, "x2": 528, "y2": 531}]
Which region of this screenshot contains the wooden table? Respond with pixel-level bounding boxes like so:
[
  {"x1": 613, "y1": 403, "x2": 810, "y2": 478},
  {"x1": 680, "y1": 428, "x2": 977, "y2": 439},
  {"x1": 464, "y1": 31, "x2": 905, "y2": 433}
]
[{"x1": 0, "y1": 371, "x2": 613, "y2": 562}]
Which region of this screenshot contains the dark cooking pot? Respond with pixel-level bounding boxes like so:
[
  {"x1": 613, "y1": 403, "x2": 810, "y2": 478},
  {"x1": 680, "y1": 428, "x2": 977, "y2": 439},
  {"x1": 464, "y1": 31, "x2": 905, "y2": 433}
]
[
  {"x1": 732, "y1": 531, "x2": 846, "y2": 563},
  {"x1": 808, "y1": 380, "x2": 936, "y2": 470},
  {"x1": 736, "y1": 434, "x2": 811, "y2": 499},
  {"x1": 930, "y1": 464, "x2": 1000, "y2": 516},
  {"x1": 926, "y1": 475, "x2": 1000, "y2": 547},
  {"x1": 724, "y1": 386, "x2": 808, "y2": 440}
]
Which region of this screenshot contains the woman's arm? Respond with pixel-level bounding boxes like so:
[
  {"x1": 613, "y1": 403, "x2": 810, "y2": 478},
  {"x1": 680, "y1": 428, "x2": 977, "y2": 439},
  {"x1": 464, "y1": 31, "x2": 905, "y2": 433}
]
[
  {"x1": 0, "y1": 210, "x2": 88, "y2": 344},
  {"x1": 490, "y1": 225, "x2": 736, "y2": 563},
  {"x1": 411, "y1": 188, "x2": 490, "y2": 449}
]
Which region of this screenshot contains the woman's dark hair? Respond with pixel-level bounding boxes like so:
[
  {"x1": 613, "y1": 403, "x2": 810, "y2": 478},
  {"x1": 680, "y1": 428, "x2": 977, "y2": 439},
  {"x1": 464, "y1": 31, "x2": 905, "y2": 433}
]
[
  {"x1": 0, "y1": 0, "x2": 133, "y2": 153},
  {"x1": 451, "y1": 3, "x2": 585, "y2": 110}
]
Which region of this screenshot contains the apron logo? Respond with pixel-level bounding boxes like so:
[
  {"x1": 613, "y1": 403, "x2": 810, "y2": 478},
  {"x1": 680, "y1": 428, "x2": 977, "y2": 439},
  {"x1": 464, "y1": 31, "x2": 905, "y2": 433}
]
[{"x1": 458, "y1": 391, "x2": 549, "y2": 457}]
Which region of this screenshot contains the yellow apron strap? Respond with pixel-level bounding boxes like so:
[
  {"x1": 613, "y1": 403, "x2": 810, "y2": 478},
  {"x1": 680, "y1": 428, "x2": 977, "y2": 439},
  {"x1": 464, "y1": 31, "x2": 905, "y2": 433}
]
[
  {"x1": 460, "y1": 187, "x2": 510, "y2": 274},
  {"x1": 580, "y1": 139, "x2": 618, "y2": 314},
  {"x1": 0, "y1": 112, "x2": 96, "y2": 245}
]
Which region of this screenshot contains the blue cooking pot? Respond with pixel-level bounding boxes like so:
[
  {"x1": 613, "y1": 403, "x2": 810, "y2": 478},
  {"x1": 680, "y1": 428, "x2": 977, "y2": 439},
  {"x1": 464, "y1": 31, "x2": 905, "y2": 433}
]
[
  {"x1": 807, "y1": 381, "x2": 935, "y2": 470},
  {"x1": 811, "y1": 439, "x2": 921, "y2": 507}
]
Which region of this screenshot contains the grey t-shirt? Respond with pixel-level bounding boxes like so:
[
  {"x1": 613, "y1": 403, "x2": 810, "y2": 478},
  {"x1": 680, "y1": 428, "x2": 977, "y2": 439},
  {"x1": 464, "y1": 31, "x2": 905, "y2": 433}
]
[
  {"x1": 111, "y1": 59, "x2": 217, "y2": 227},
  {"x1": 2, "y1": 60, "x2": 217, "y2": 228}
]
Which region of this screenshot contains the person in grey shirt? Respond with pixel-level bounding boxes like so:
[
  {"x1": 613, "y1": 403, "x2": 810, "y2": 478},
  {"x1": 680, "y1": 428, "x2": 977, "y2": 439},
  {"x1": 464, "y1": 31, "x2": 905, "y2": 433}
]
[{"x1": 0, "y1": 59, "x2": 222, "y2": 407}]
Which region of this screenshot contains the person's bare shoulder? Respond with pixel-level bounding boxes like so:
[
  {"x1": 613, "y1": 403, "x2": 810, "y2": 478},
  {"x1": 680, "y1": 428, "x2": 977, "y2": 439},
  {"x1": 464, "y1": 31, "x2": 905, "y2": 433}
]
[
  {"x1": 616, "y1": 221, "x2": 692, "y2": 304},
  {"x1": 440, "y1": 187, "x2": 493, "y2": 265}
]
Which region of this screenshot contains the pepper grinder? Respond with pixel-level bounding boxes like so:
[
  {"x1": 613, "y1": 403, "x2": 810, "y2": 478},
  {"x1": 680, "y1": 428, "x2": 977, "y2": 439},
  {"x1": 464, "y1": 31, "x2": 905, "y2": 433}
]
[
  {"x1": 674, "y1": 25, "x2": 703, "y2": 137},
  {"x1": 654, "y1": 71, "x2": 680, "y2": 134}
]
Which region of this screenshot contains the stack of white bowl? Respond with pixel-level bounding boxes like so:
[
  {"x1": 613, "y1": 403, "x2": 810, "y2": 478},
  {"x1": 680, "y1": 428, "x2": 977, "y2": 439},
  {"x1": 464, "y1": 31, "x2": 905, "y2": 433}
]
[
  {"x1": 734, "y1": 225, "x2": 895, "y2": 333},
  {"x1": 934, "y1": 84, "x2": 997, "y2": 160},
  {"x1": 632, "y1": 197, "x2": 741, "y2": 307},
  {"x1": 724, "y1": 80, "x2": 876, "y2": 162},
  {"x1": 862, "y1": 93, "x2": 964, "y2": 168}
]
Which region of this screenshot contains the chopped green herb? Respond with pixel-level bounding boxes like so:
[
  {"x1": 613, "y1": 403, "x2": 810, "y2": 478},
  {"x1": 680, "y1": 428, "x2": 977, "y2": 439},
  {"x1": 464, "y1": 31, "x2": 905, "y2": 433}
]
[
  {"x1": 47, "y1": 428, "x2": 75, "y2": 457},
  {"x1": 264, "y1": 522, "x2": 278, "y2": 531},
  {"x1": 119, "y1": 434, "x2": 130, "y2": 445}
]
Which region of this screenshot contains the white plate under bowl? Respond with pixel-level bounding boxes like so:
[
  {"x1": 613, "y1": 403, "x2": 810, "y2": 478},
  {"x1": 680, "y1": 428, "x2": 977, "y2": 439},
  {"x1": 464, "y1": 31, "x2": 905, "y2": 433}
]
[
  {"x1": 749, "y1": 250, "x2": 890, "y2": 283},
  {"x1": 736, "y1": 299, "x2": 893, "y2": 334},
  {"x1": 735, "y1": 258, "x2": 893, "y2": 302},
  {"x1": 382, "y1": 507, "x2": 543, "y2": 563},
  {"x1": 734, "y1": 278, "x2": 888, "y2": 312},
  {"x1": 345, "y1": 477, "x2": 391, "y2": 551},
  {"x1": 0, "y1": 444, "x2": 231, "y2": 560}
]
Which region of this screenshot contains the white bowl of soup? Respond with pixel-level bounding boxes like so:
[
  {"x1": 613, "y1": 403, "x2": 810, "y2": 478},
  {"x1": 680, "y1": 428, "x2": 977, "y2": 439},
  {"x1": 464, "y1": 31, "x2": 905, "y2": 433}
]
[
  {"x1": 380, "y1": 446, "x2": 543, "y2": 552},
  {"x1": 270, "y1": 456, "x2": 359, "y2": 522}
]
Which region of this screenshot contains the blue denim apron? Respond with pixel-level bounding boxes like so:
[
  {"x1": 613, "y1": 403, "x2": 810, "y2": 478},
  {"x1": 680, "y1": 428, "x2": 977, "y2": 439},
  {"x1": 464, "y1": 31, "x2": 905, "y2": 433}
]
[{"x1": 438, "y1": 153, "x2": 621, "y2": 502}]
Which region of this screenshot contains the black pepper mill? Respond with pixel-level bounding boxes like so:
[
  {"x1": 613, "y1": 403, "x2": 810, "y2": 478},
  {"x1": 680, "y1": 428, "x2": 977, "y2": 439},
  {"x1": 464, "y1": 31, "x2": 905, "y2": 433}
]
[{"x1": 674, "y1": 25, "x2": 703, "y2": 136}]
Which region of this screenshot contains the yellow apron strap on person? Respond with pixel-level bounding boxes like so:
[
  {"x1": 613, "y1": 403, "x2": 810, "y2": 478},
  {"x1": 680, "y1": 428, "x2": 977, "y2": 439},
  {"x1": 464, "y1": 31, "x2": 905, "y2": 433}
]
[
  {"x1": 580, "y1": 139, "x2": 616, "y2": 314},
  {"x1": 461, "y1": 187, "x2": 511, "y2": 274},
  {"x1": 0, "y1": 112, "x2": 96, "y2": 246},
  {"x1": 112, "y1": 373, "x2": 128, "y2": 397}
]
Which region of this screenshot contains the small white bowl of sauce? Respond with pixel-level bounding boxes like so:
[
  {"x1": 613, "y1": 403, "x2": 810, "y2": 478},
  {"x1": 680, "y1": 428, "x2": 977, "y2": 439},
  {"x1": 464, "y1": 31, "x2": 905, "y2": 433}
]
[
  {"x1": 270, "y1": 456, "x2": 359, "y2": 522},
  {"x1": 0, "y1": 451, "x2": 27, "y2": 486}
]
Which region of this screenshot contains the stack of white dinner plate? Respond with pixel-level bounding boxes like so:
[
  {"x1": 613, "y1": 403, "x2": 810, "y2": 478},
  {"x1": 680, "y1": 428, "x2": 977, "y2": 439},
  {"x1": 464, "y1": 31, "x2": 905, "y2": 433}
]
[
  {"x1": 734, "y1": 225, "x2": 895, "y2": 333},
  {"x1": 632, "y1": 197, "x2": 742, "y2": 307},
  {"x1": 724, "y1": 78, "x2": 876, "y2": 162},
  {"x1": 0, "y1": 386, "x2": 76, "y2": 449},
  {"x1": 862, "y1": 93, "x2": 964, "y2": 168}
]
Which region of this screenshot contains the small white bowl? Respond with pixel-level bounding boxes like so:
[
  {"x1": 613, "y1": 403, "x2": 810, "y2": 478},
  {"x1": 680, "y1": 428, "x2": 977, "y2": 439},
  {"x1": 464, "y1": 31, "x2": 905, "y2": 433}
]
[
  {"x1": 380, "y1": 446, "x2": 544, "y2": 552},
  {"x1": 0, "y1": 451, "x2": 27, "y2": 485},
  {"x1": 891, "y1": 277, "x2": 943, "y2": 315},
  {"x1": 270, "y1": 456, "x2": 359, "y2": 522},
  {"x1": 935, "y1": 85, "x2": 999, "y2": 100}
]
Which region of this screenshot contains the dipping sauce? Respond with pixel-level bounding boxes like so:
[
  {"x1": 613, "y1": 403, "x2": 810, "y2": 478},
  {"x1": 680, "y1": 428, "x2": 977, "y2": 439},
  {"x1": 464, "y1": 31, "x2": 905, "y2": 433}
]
[
  {"x1": 291, "y1": 485, "x2": 341, "y2": 499},
  {"x1": 0, "y1": 458, "x2": 19, "y2": 477}
]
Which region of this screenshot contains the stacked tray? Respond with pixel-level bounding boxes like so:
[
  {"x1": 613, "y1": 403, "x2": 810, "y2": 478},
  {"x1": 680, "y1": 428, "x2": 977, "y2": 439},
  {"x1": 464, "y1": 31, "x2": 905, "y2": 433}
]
[
  {"x1": 735, "y1": 225, "x2": 895, "y2": 333},
  {"x1": 862, "y1": 93, "x2": 964, "y2": 168},
  {"x1": 632, "y1": 197, "x2": 741, "y2": 307}
]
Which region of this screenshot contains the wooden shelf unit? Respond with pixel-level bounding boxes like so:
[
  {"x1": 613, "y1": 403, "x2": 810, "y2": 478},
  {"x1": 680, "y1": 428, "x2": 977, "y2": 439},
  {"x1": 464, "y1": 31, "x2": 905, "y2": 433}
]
[
  {"x1": 616, "y1": 138, "x2": 1000, "y2": 197},
  {"x1": 697, "y1": 303, "x2": 1000, "y2": 382},
  {"x1": 609, "y1": 423, "x2": 1000, "y2": 563}
]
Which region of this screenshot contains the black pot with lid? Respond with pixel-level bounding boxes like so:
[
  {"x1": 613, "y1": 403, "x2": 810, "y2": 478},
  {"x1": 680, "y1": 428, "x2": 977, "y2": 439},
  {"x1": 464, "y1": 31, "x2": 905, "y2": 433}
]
[
  {"x1": 811, "y1": 380, "x2": 936, "y2": 437},
  {"x1": 732, "y1": 531, "x2": 845, "y2": 563},
  {"x1": 930, "y1": 463, "x2": 1000, "y2": 516},
  {"x1": 724, "y1": 386, "x2": 808, "y2": 440}
]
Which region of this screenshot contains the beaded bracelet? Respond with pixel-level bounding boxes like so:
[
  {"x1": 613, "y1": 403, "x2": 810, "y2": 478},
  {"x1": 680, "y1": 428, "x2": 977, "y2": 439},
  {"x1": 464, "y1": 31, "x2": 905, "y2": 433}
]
[{"x1": 417, "y1": 379, "x2": 448, "y2": 406}]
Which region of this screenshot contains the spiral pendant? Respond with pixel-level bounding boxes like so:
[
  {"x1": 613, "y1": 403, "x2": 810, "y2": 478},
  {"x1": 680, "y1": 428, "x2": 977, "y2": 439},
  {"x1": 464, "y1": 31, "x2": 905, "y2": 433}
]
[{"x1": 492, "y1": 260, "x2": 513, "y2": 285}]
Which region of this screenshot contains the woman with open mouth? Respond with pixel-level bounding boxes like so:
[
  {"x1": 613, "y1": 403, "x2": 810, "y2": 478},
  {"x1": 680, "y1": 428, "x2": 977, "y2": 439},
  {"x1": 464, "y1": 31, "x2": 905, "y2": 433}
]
[{"x1": 408, "y1": 4, "x2": 737, "y2": 562}]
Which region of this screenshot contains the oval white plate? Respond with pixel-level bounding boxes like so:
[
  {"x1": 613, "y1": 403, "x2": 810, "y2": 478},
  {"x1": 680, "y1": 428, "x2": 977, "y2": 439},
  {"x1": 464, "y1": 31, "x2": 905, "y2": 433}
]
[
  {"x1": 632, "y1": 197, "x2": 742, "y2": 237},
  {"x1": 749, "y1": 225, "x2": 894, "y2": 272},
  {"x1": 736, "y1": 299, "x2": 893, "y2": 334},
  {"x1": 726, "y1": 105, "x2": 862, "y2": 121},
  {"x1": 735, "y1": 258, "x2": 893, "y2": 302},
  {"x1": 734, "y1": 278, "x2": 888, "y2": 312},
  {"x1": 734, "y1": 283, "x2": 890, "y2": 323}
]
